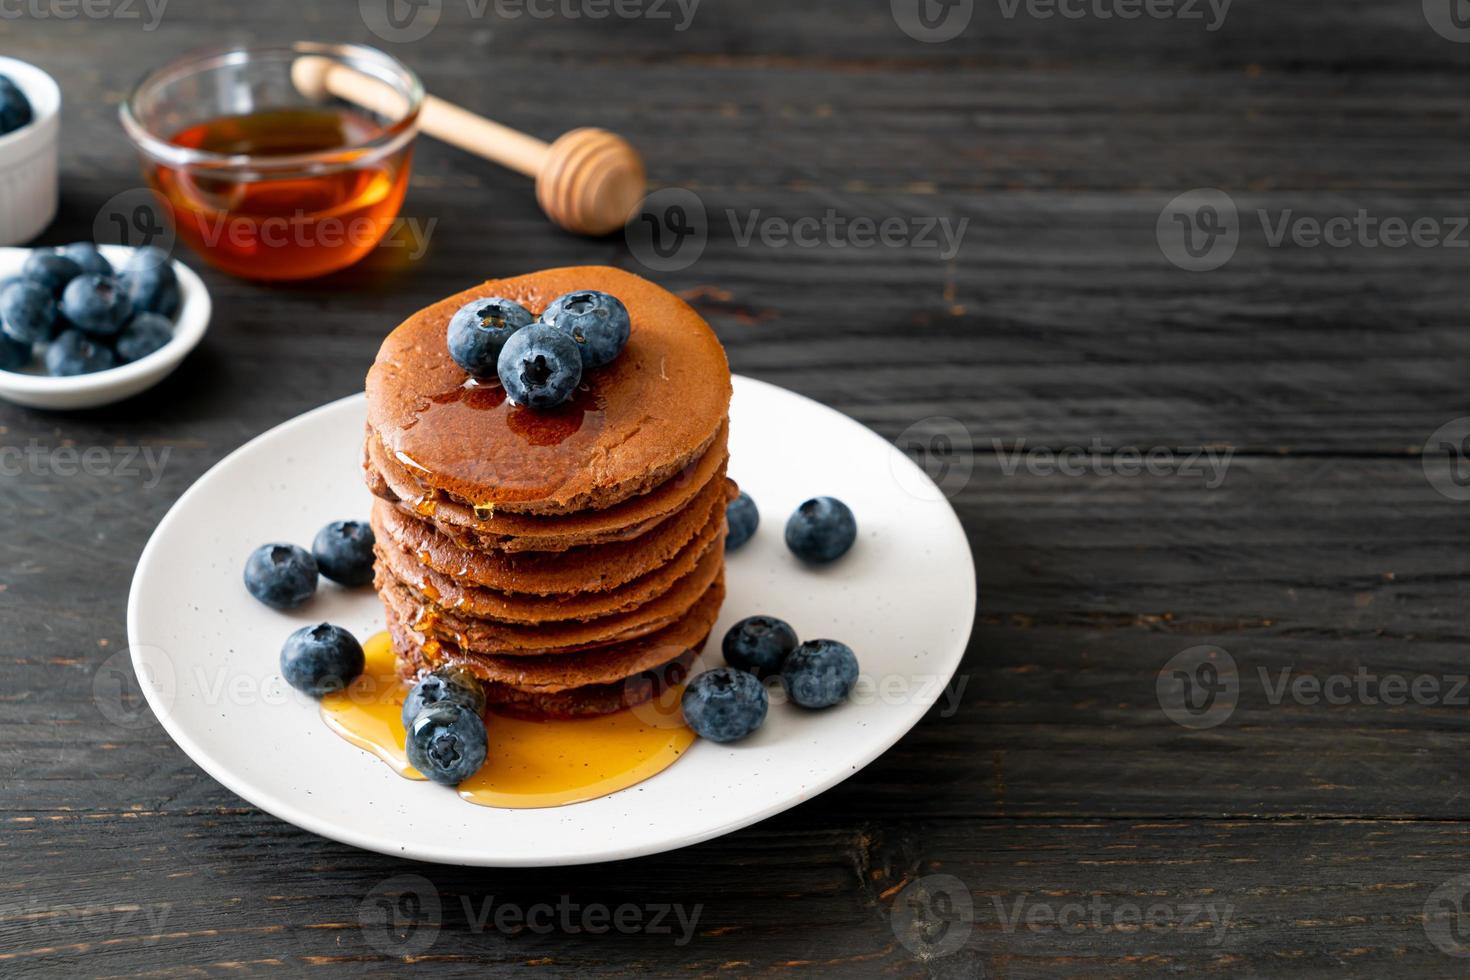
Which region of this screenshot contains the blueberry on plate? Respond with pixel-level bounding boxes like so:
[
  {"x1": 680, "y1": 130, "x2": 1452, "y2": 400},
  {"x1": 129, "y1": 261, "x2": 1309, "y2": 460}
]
[
  {"x1": 312, "y1": 519, "x2": 376, "y2": 587},
  {"x1": 722, "y1": 615, "x2": 798, "y2": 679},
  {"x1": 243, "y1": 542, "x2": 318, "y2": 609},
  {"x1": 0, "y1": 279, "x2": 56, "y2": 345},
  {"x1": 21, "y1": 251, "x2": 82, "y2": 296},
  {"x1": 725, "y1": 491, "x2": 759, "y2": 551},
  {"x1": 122, "y1": 247, "x2": 180, "y2": 318},
  {"x1": 44, "y1": 329, "x2": 116, "y2": 376},
  {"x1": 61, "y1": 274, "x2": 133, "y2": 337},
  {"x1": 781, "y1": 639, "x2": 859, "y2": 709},
  {"x1": 497, "y1": 322, "x2": 583, "y2": 409},
  {"x1": 58, "y1": 242, "x2": 114, "y2": 277},
  {"x1": 541, "y1": 289, "x2": 630, "y2": 369},
  {"x1": 280, "y1": 623, "x2": 365, "y2": 697},
  {"x1": 114, "y1": 312, "x2": 173, "y2": 363},
  {"x1": 401, "y1": 665, "x2": 487, "y2": 730},
  {"x1": 0, "y1": 332, "x2": 29, "y2": 372},
  {"x1": 0, "y1": 74, "x2": 32, "y2": 135},
  {"x1": 406, "y1": 701, "x2": 489, "y2": 786},
  {"x1": 447, "y1": 297, "x2": 533, "y2": 377},
  {"x1": 785, "y1": 496, "x2": 857, "y2": 564},
  {"x1": 681, "y1": 666, "x2": 768, "y2": 742}
]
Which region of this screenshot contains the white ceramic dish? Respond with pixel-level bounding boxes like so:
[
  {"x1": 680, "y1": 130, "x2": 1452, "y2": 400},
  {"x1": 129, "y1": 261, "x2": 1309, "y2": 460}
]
[
  {"x1": 0, "y1": 245, "x2": 210, "y2": 409},
  {"x1": 127, "y1": 377, "x2": 977, "y2": 866},
  {"x1": 0, "y1": 56, "x2": 60, "y2": 246}
]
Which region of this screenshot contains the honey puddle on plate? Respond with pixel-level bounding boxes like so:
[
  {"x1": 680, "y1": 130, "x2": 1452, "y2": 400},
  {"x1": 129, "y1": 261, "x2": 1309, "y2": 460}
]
[{"x1": 321, "y1": 632, "x2": 696, "y2": 808}]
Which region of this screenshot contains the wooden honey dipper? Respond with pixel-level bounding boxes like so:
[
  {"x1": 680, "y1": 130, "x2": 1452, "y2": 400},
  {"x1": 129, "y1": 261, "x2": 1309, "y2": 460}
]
[{"x1": 292, "y1": 56, "x2": 646, "y2": 237}]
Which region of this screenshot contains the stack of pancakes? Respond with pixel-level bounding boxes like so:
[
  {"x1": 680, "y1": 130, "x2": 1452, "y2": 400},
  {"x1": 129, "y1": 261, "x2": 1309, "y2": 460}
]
[{"x1": 363, "y1": 266, "x2": 733, "y2": 718}]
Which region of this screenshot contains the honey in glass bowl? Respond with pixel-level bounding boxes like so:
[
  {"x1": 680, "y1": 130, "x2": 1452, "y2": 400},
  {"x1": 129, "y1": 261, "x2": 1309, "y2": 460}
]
[
  {"x1": 122, "y1": 43, "x2": 423, "y2": 282},
  {"x1": 148, "y1": 107, "x2": 412, "y2": 280}
]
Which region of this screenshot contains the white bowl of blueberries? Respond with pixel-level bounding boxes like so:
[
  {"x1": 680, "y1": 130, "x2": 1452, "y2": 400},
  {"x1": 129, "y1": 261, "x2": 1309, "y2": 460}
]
[
  {"x1": 0, "y1": 57, "x2": 61, "y2": 247},
  {"x1": 0, "y1": 243, "x2": 210, "y2": 410}
]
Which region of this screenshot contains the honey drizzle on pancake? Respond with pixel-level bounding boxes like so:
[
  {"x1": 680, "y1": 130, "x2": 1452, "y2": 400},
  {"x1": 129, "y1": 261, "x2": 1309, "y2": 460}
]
[
  {"x1": 394, "y1": 449, "x2": 429, "y2": 472},
  {"x1": 410, "y1": 598, "x2": 440, "y2": 633},
  {"x1": 413, "y1": 490, "x2": 439, "y2": 517},
  {"x1": 408, "y1": 600, "x2": 472, "y2": 656},
  {"x1": 320, "y1": 631, "x2": 696, "y2": 809}
]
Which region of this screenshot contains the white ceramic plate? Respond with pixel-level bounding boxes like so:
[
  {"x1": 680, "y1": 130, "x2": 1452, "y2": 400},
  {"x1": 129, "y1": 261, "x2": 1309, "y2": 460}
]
[
  {"x1": 126, "y1": 376, "x2": 976, "y2": 866},
  {"x1": 0, "y1": 245, "x2": 210, "y2": 409}
]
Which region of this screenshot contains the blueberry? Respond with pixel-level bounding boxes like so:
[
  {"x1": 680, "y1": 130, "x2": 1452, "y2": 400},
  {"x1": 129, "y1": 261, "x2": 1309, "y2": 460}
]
[
  {"x1": 58, "y1": 242, "x2": 114, "y2": 277},
  {"x1": 447, "y1": 297, "x2": 533, "y2": 377},
  {"x1": 722, "y1": 615, "x2": 798, "y2": 679},
  {"x1": 312, "y1": 519, "x2": 376, "y2": 587},
  {"x1": 44, "y1": 329, "x2": 115, "y2": 376},
  {"x1": 0, "y1": 279, "x2": 56, "y2": 344},
  {"x1": 725, "y1": 491, "x2": 759, "y2": 551},
  {"x1": 681, "y1": 666, "x2": 768, "y2": 742},
  {"x1": 406, "y1": 701, "x2": 489, "y2": 786},
  {"x1": 401, "y1": 665, "x2": 486, "y2": 730},
  {"x1": 243, "y1": 542, "x2": 318, "y2": 610},
  {"x1": 781, "y1": 639, "x2": 859, "y2": 709},
  {"x1": 0, "y1": 74, "x2": 32, "y2": 136},
  {"x1": 0, "y1": 332, "x2": 29, "y2": 372},
  {"x1": 122, "y1": 248, "x2": 180, "y2": 318},
  {"x1": 114, "y1": 312, "x2": 173, "y2": 363},
  {"x1": 280, "y1": 623, "x2": 365, "y2": 697},
  {"x1": 497, "y1": 322, "x2": 583, "y2": 409},
  {"x1": 785, "y1": 496, "x2": 857, "y2": 564},
  {"x1": 61, "y1": 274, "x2": 133, "y2": 337},
  {"x1": 541, "y1": 290, "x2": 630, "y2": 369},
  {"x1": 21, "y1": 251, "x2": 82, "y2": 296}
]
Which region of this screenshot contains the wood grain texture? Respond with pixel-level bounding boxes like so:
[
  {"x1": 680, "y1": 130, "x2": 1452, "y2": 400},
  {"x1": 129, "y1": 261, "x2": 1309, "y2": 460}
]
[{"x1": 2, "y1": 0, "x2": 1469, "y2": 976}]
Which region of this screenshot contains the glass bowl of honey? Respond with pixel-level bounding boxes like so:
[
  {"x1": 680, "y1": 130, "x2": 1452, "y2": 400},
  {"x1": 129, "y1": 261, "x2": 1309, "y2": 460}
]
[{"x1": 120, "y1": 42, "x2": 423, "y2": 281}]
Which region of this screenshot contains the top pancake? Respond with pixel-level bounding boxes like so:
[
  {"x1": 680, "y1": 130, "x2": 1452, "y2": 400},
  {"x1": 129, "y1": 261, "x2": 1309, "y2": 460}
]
[{"x1": 365, "y1": 266, "x2": 732, "y2": 515}]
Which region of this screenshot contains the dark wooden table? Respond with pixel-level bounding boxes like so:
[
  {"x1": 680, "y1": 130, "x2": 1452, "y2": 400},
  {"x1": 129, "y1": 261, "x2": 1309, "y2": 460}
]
[{"x1": 5, "y1": 1, "x2": 1470, "y2": 976}]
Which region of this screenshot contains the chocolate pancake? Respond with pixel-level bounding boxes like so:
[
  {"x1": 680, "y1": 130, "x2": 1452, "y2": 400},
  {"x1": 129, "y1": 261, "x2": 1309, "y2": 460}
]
[
  {"x1": 485, "y1": 650, "x2": 699, "y2": 719},
  {"x1": 370, "y1": 476, "x2": 733, "y2": 596},
  {"x1": 373, "y1": 508, "x2": 725, "y2": 624},
  {"x1": 395, "y1": 620, "x2": 701, "y2": 719},
  {"x1": 365, "y1": 266, "x2": 732, "y2": 515},
  {"x1": 389, "y1": 574, "x2": 723, "y2": 695},
  {"x1": 487, "y1": 650, "x2": 699, "y2": 719},
  {"x1": 365, "y1": 421, "x2": 729, "y2": 553},
  {"x1": 376, "y1": 533, "x2": 725, "y2": 657}
]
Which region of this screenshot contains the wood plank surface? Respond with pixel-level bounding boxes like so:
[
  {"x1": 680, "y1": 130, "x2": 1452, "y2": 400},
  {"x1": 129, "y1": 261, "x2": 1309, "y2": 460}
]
[{"x1": 2, "y1": 0, "x2": 1469, "y2": 976}]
